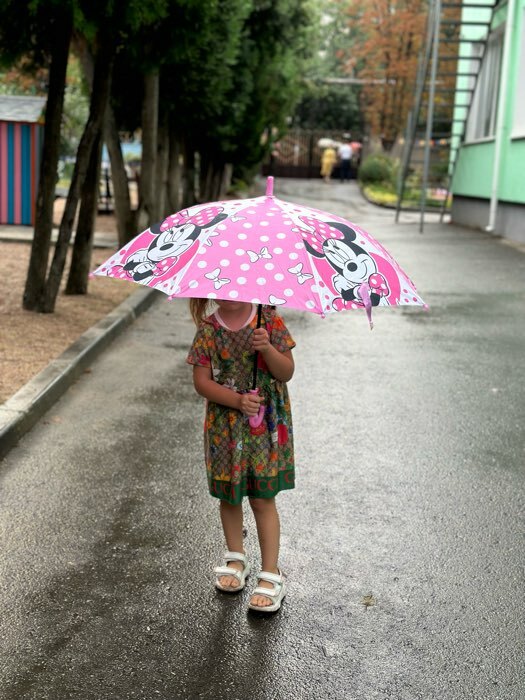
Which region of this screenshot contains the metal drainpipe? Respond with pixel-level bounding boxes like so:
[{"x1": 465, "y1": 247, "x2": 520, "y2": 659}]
[
  {"x1": 486, "y1": 0, "x2": 517, "y2": 232},
  {"x1": 420, "y1": 0, "x2": 441, "y2": 234}
]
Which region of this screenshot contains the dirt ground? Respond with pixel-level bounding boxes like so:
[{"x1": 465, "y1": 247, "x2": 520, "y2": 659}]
[{"x1": 0, "y1": 208, "x2": 135, "y2": 404}]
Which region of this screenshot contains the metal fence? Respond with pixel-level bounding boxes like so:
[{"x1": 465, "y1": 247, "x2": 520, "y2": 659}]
[{"x1": 262, "y1": 129, "x2": 362, "y2": 179}]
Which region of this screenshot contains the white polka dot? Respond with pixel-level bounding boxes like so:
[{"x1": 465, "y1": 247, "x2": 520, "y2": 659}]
[
  {"x1": 306, "y1": 300, "x2": 316, "y2": 309},
  {"x1": 260, "y1": 235, "x2": 269, "y2": 242},
  {"x1": 273, "y1": 247, "x2": 283, "y2": 254},
  {"x1": 267, "y1": 213, "x2": 274, "y2": 217},
  {"x1": 229, "y1": 290, "x2": 239, "y2": 299},
  {"x1": 197, "y1": 260, "x2": 207, "y2": 268},
  {"x1": 295, "y1": 242, "x2": 303, "y2": 249},
  {"x1": 283, "y1": 219, "x2": 292, "y2": 225},
  {"x1": 235, "y1": 248, "x2": 245, "y2": 256},
  {"x1": 219, "y1": 240, "x2": 229, "y2": 247},
  {"x1": 218, "y1": 224, "x2": 227, "y2": 230},
  {"x1": 198, "y1": 247, "x2": 206, "y2": 255},
  {"x1": 284, "y1": 288, "x2": 293, "y2": 297},
  {"x1": 189, "y1": 280, "x2": 198, "y2": 289},
  {"x1": 220, "y1": 259, "x2": 230, "y2": 267},
  {"x1": 288, "y1": 252, "x2": 298, "y2": 260},
  {"x1": 251, "y1": 297, "x2": 261, "y2": 304},
  {"x1": 257, "y1": 277, "x2": 266, "y2": 285},
  {"x1": 240, "y1": 263, "x2": 250, "y2": 271},
  {"x1": 260, "y1": 221, "x2": 269, "y2": 227},
  {"x1": 243, "y1": 222, "x2": 252, "y2": 229},
  {"x1": 274, "y1": 273, "x2": 284, "y2": 281},
  {"x1": 277, "y1": 233, "x2": 286, "y2": 239},
  {"x1": 238, "y1": 233, "x2": 248, "y2": 240},
  {"x1": 311, "y1": 284, "x2": 319, "y2": 294},
  {"x1": 265, "y1": 263, "x2": 274, "y2": 270},
  {"x1": 207, "y1": 292, "x2": 217, "y2": 299},
  {"x1": 237, "y1": 276, "x2": 247, "y2": 284}
]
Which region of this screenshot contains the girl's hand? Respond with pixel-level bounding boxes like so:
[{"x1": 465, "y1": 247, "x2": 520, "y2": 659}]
[
  {"x1": 252, "y1": 327, "x2": 271, "y2": 354},
  {"x1": 238, "y1": 392, "x2": 264, "y2": 417}
]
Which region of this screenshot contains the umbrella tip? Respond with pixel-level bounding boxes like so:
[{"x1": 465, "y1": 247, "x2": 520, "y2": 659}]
[{"x1": 266, "y1": 176, "x2": 274, "y2": 197}]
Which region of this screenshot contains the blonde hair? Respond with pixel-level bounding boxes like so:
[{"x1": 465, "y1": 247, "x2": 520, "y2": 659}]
[{"x1": 189, "y1": 298, "x2": 214, "y2": 325}]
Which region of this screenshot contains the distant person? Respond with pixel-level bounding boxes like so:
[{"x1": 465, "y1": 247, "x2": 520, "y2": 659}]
[
  {"x1": 320, "y1": 146, "x2": 337, "y2": 183},
  {"x1": 338, "y1": 142, "x2": 353, "y2": 182}
]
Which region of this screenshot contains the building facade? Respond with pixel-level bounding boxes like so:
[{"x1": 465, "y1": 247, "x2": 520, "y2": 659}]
[{"x1": 451, "y1": 0, "x2": 525, "y2": 243}]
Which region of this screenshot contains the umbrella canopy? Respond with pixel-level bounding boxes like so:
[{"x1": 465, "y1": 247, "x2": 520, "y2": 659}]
[{"x1": 93, "y1": 177, "x2": 425, "y2": 326}]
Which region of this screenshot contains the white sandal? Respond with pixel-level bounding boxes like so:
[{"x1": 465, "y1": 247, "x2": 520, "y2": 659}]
[
  {"x1": 214, "y1": 551, "x2": 250, "y2": 593},
  {"x1": 248, "y1": 569, "x2": 286, "y2": 613}
]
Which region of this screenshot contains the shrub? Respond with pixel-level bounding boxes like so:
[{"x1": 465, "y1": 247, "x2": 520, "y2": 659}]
[{"x1": 358, "y1": 154, "x2": 393, "y2": 185}]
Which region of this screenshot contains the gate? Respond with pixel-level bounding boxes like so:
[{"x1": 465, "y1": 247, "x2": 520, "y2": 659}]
[{"x1": 262, "y1": 128, "x2": 362, "y2": 179}]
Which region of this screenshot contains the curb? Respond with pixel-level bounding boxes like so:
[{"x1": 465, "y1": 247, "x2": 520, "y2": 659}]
[{"x1": 0, "y1": 286, "x2": 161, "y2": 461}]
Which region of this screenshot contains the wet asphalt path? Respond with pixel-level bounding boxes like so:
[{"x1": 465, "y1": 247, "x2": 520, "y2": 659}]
[{"x1": 0, "y1": 180, "x2": 524, "y2": 699}]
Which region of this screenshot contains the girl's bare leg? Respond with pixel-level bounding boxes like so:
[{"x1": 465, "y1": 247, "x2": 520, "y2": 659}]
[
  {"x1": 218, "y1": 501, "x2": 245, "y2": 588},
  {"x1": 249, "y1": 497, "x2": 280, "y2": 607}
]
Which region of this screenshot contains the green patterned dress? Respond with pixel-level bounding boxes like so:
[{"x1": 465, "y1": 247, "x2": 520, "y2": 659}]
[{"x1": 187, "y1": 305, "x2": 295, "y2": 505}]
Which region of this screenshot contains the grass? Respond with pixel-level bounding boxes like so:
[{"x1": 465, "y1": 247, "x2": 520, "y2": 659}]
[{"x1": 362, "y1": 182, "x2": 451, "y2": 210}]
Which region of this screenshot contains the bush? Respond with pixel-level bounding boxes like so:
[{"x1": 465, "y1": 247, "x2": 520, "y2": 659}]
[{"x1": 358, "y1": 154, "x2": 393, "y2": 185}]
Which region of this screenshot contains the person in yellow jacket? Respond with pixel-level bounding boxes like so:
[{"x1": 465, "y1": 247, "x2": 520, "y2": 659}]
[{"x1": 320, "y1": 146, "x2": 337, "y2": 183}]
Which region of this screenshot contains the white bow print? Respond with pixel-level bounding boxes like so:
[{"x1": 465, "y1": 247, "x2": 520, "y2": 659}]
[
  {"x1": 288, "y1": 263, "x2": 313, "y2": 285},
  {"x1": 247, "y1": 247, "x2": 272, "y2": 263},
  {"x1": 205, "y1": 267, "x2": 231, "y2": 289}
]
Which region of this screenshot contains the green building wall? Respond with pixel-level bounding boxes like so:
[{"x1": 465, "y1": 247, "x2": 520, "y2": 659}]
[{"x1": 451, "y1": 0, "x2": 525, "y2": 241}]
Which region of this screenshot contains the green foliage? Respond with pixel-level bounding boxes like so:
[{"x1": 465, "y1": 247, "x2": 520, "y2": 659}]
[
  {"x1": 293, "y1": 82, "x2": 362, "y2": 131},
  {"x1": 358, "y1": 153, "x2": 394, "y2": 185},
  {"x1": 61, "y1": 56, "x2": 90, "y2": 157},
  {"x1": 226, "y1": 0, "x2": 320, "y2": 177}
]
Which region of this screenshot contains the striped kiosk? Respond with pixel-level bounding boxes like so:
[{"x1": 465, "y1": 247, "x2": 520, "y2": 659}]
[{"x1": 0, "y1": 95, "x2": 45, "y2": 226}]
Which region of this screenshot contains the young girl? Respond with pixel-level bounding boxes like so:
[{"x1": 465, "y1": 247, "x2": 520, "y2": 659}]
[{"x1": 187, "y1": 299, "x2": 295, "y2": 613}]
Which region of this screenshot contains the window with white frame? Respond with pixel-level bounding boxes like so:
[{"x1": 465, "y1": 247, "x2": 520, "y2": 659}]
[
  {"x1": 512, "y1": 10, "x2": 525, "y2": 137},
  {"x1": 466, "y1": 28, "x2": 504, "y2": 141}
]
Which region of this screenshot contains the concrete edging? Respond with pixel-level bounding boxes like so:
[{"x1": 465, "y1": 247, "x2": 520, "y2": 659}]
[{"x1": 0, "y1": 286, "x2": 161, "y2": 460}]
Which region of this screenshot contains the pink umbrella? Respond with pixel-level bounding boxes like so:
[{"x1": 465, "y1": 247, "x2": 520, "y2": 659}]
[{"x1": 93, "y1": 176, "x2": 426, "y2": 424}]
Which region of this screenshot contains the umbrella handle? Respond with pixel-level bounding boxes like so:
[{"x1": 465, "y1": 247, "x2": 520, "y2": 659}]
[
  {"x1": 359, "y1": 282, "x2": 374, "y2": 330},
  {"x1": 248, "y1": 389, "x2": 265, "y2": 428}
]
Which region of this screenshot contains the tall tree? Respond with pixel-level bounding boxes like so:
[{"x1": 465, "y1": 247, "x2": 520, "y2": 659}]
[
  {"x1": 40, "y1": 30, "x2": 115, "y2": 312},
  {"x1": 224, "y1": 0, "x2": 319, "y2": 184},
  {"x1": 0, "y1": 0, "x2": 76, "y2": 310},
  {"x1": 292, "y1": 82, "x2": 362, "y2": 132},
  {"x1": 339, "y1": 0, "x2": 427, "y2": 149},
  {"x1": 40, "y1": 0, "x2": 168, "y2": 311}
]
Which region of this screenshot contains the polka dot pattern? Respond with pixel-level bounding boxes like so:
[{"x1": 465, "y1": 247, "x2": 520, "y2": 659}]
[{"x1": 92, "y1": 191, "x2": 426, "y2": 314}]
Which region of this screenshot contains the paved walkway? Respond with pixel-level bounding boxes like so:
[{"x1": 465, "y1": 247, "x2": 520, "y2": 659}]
[{"x1": 0, "y1": 180, "x2": 524, "y2": 699}]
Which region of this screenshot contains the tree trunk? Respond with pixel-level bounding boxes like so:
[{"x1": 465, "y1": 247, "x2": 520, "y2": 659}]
[
  {"x1": 181, "y1": 140, "x2": 196, "y2": 209},
  {"x1": 23, "y1": 13, "x2": 72, "y2": 310},
  {"x1": 167, "y1": 130, "x2": 182, "y2": 213},
  {"x1": 212, "y1": 161, "x2": 224, "y2": 200},
  {"x1": 38, "y1": 41, "x2": 115, "y2": 313},
  {"x1": 199, "y1": 151, "x2": 211, "y2": 202},
  {"x1": 65, "y1": 130, "x2": 103, "y2": 294},
  {"x1": 105, "y1": 104, "x2": 134, "y2": 246},
  {"x1": 135, "y1": 71, "x2": 159, "y2": 231},
  {"x1": 155, "y1": 109, "x2": 169, "y2": 220},
  {"x1": 221, "y1": 163, "x2": 233, "y2": 199}
]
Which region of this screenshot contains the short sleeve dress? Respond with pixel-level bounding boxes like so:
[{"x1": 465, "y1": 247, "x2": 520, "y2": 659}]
[{"x1": 187, "y1": 305, "x2": 295, "y2": 505}]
